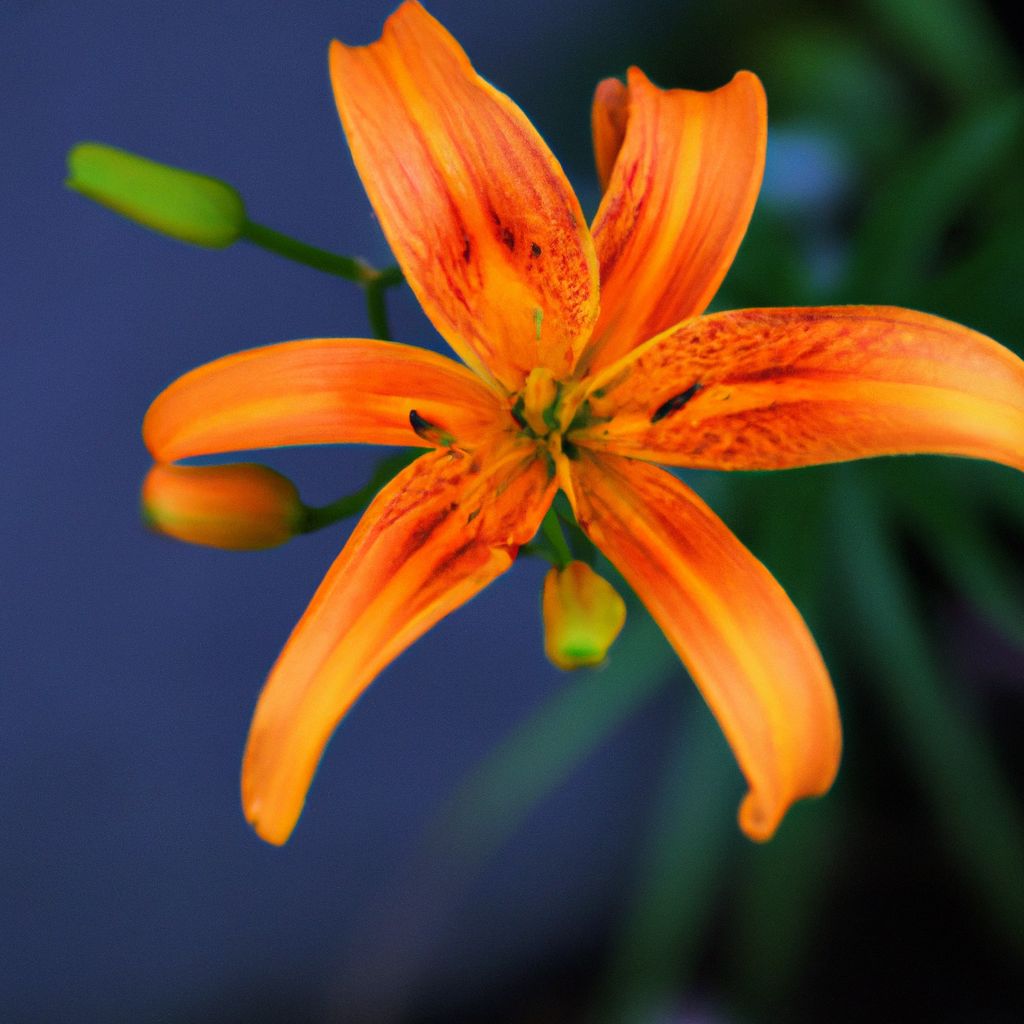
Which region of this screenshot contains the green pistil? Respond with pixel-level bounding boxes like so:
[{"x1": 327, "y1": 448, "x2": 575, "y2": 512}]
[
  {"x1": 567, "y1": 399, "x2": 610, "y2": 435},
  {"x1": 541, "y1": 381, "x2": 564, "y2": 433},
  {"x1": 514, "y1": 385, "x2": 565, "y2": 439}
]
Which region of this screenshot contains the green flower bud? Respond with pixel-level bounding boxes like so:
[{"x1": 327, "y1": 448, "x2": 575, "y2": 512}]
[
  {"x1": 67, "y1": 142, "x2": 246, "y2": 248},
  {"x1": 542, "y1": 561, "x2": 627, "y2": 670}
]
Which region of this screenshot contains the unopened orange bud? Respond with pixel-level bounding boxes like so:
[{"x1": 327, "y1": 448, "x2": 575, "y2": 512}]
[
  {"x1": 542, "y1": 560, "x2": 626, "y2": 670},
  {"x1": 141, "y1": 463, "x2": 303, "y2": 550}
]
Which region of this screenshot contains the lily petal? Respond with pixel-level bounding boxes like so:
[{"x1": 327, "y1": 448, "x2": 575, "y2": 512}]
[
  {"x1": 575, "y1": 306, "x2": 1024, "y2": 472},
  {"x1": 579, "y1": 69, "x2": 766, "y2": 375},
  {"x1": 242, "y1": 438, "x2": 556, "y2": 844},
  {"x1": 144, "y1": 338, "x2": 504, "y2": 462},
  {"x1": 565, "y1": 451, "x2": 841, "y2": 841},
  {"x1": 329, "y1": 1, "x2": 599, "y2": 390},
  {"x1": 591, "y1": 77, "x2": 629, "y2": 192}
]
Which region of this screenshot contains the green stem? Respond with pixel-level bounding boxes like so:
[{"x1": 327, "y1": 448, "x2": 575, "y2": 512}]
[
  {"x1": 553, "y1": 491, "x2": 598, "y2": 565},
  {"x1": 540, "y1": 508, "x2": 573, "y2": 569},
  {"x1": 299, "y1": 451, "x2": 421, "y2": 533},
  {"x1": 242, "y1": 220, "x2": 378, "y2": 282},
  {"x1": 365, "y1": 279, "x2": 391, "y2": 341},
  {"x1": 374, "y1": 264, "x2": 405, "y2": 288},
  {"x1": 241, "y1": 220, "x2": 404, "y2": 341}
]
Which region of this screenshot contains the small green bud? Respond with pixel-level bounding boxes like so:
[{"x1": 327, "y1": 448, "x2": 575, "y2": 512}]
[
  {"x1": 542, "y1": 561, "x2": 626, "y2": 670},
  {"x1": 67, "y1": 142, "x2": 246, "y2": 248}
]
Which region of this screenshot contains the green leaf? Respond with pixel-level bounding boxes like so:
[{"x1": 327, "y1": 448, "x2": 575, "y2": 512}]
[
  {"x1": 717, "y1": 467, "x2": 830, "y2": 623},
  {"x1": 833, "y1": 467, "x2": 1024, "y2": 955},
  {"x1": 925, "y1": 216, "x2": 1024, "y2": 348},
  {"x1": 67, "y1": 142, "x2": 245, "y2": 248},
  {"x1": 730, "y1": 797, "x2": 840, "y2": 1010},
  {"x1": 845, "y1": 94, "x2": 1024, "y2": 300},
  {"x1": 861, "y1": 0, "x2": 1017, "y2": 103},
  {"x1": 888, "y1": 462, "x2": 1024, "y2": 652},
  {"x1": 592, "y1": 706, "x2": 735, "y2": 1024},
  {"x1": 754, "y1": 23, "x2": 910, "y2": 169}
]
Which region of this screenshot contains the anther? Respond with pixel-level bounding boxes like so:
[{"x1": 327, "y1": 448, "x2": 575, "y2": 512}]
[
  {"x1": 651, "y1": 382, "x2": 702, "y2": 423},
  {"x1": 409, "y1": 409, "x2": 455, "y2": 447}
]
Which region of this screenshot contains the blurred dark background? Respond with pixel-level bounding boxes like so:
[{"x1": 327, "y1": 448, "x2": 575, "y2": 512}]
[{"x1": 2, "y1": 1, "x2": 1023, "y2": 1021}]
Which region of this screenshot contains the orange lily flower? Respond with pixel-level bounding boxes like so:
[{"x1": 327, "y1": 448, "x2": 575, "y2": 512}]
[{"x1": 143, "y1": 1, "x2": 1024, "y2": 846}]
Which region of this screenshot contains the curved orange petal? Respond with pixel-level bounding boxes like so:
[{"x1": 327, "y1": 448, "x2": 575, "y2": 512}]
[
  {"x1": 574, "y1": 306, "x2": 1024, "y2": 472},
  {"x1": 591, "y1": 77, "x2": 629, "y2": 192},
  {"x1": 144, "y1": 338, "x2": 505, "y2": 463},
  {"x1": 565, "y1": 451, "x2": 841, "y2": 841},
  {"x1": 242, "y1": 438, "x2": 556, "y2": 844},
  {"x1": 578, "y1": 68, "x2": 766, "y2": 376},
  {"x1": 329, "y1": 1, "x2": 599, "y2": 391}
]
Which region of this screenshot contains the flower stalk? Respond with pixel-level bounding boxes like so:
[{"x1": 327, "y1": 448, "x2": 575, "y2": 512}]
[
  {"x1": 240, "y1": 219, "x2": 404, "y2": 339},
  {"x1": 539, "y1": 508, "x2": 573, "y2": 570},
  {"x1": 298, "y1": 451, "x2": 421, "y2": 533}
]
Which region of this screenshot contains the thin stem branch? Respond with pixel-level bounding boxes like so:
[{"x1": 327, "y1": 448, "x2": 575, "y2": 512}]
[
  {"x1": 240, "y1": 220, "x2": 404, "y2": 341},
  {"x1": 553, "y1": 491, "x2": 598, "y2": 565},
  {"x1": 299, "y1": 451, "x2": 422, "y2": 533},
  {"x1": 365, "y1": 280, "x2": 392, "y2": 341},
  {"x1": 241, "y1": 220, "x2": 377, "y2": 282},
  {"x1": 540, "y1": 508, "x2": 573, "y2": 569}
]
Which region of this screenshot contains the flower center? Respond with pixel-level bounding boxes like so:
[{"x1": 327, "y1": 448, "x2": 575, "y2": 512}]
[
  {"x1": 510, "y1": 368, "x2": 588, "y2": 472},
  {"x1": 517, "y1": 367, "x2": 563, "y2": 436},
  {"x1": 515, "y1": 364, "x2": 586, "y2": 432}
]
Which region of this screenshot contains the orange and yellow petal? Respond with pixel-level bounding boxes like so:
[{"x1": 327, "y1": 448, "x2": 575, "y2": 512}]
[
  {"x1": 241, "y1": 437, "x2": 557, "y2": 844},
  {"x1": 141, "y1": 462, "x2": 303, "y2": 550},
  {"x1": 329, "y1": 1, "x2": 598, "y2": 390},
  {"x1": 575, "y1": 306, "x2": 1024, "y2": 473},
  {"x1": 144, "y1": 338, "x2": 505, "y2": 463},
  {"x1": 591, "y1": 77, "x2": 629, "y2": 193},
  {"x1": 566, "y1": 451, "x2": 841, "y2": 841},
  {"x1": 579, "y1": 69, "x2": 766, "y2": 376}
]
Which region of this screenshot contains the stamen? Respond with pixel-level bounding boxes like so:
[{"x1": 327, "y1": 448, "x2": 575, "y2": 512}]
[{"x1": 409, "y1": 409, "x2": 455, "y2": 447}]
